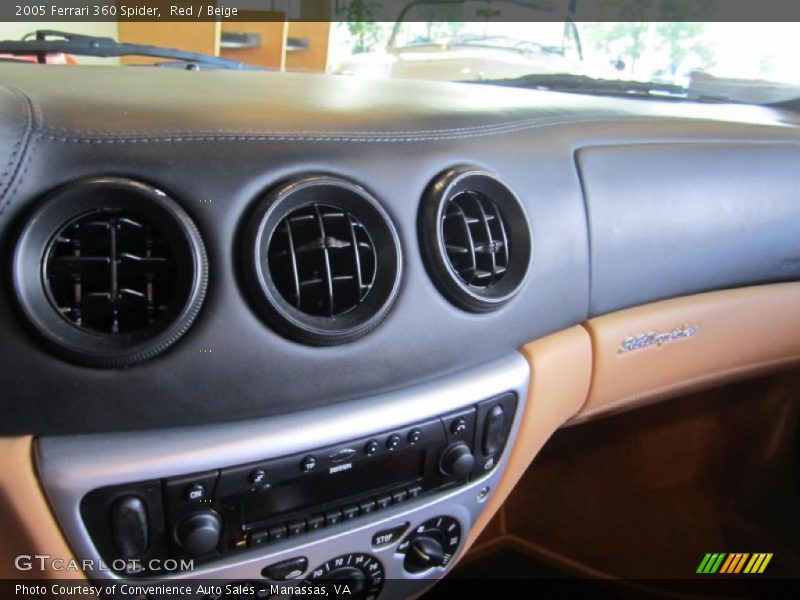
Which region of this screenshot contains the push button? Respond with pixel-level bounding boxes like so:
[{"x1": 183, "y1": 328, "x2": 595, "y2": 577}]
[
  {"x1": 287, "y1": 521, "x2": 307, "y2": 536},
  {"x1": 249, "y1": 530, "x2": 270, "y2": 547},
  {"x1": 482, "y1": 405, "x2": 505, "y2": 456},
  {"x1": 110, "y1": 495, "x2": 149, "y2": 559},
  {"x1": 386, "y1": 434, "x2": 401, "y2": 451},
  {"x1": 324, "y1": 509, "x2": 342, "y2": 526},
  {"x1": 359, "y1": 499, "x2": 377, "y2": 514},
  {"x1": 249, "y1": 469, "x2": 268, "y2": 487},
  {"x1": 261, "y1": 556, "x2": 308, "y2": 581},
  {"x1": 342, "y1": 505, "x2": 359, "y2": 520},
  {"x1": 407, "y1": 485, "x2": 423, "y2": 498},
  {"x1": 300, "y1": 455, "x2": 318, "y2": 472},
  {"x1": 365, "y1": 439, "x2": 380, "y2": 455},
  {"x1": 450, "y1": 418, "x2": 467, "y2": 436},
  {"x1": 185, "y1": 483, "x2": 206, "y2": 502},
  {"x1": 268, "y1": 524, "x2": 287, "y2": 541},
  {"x1": 372, "y1": 523, "x2": 410, "y2": 548},
  {"x1": 375, "y1": 494, "x2": 392, "y2": 509},
  {"x1": 441, "y1": 408, "x2": 476, "y2": 447},
  {"x1": 407, "y1": 428, "x2": 422, "y2": 445},
  {"x1": 391, "y1": 490, "x2": 408, "y2": 504},
  {"x1": 307, "y1": 515, "x2": 325, "y2": 530}
]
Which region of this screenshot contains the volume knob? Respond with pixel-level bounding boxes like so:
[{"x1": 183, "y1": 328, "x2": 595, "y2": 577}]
[
  {"x1": 175, "y1": 510, "x2": 221, "y2": 557},
  {"x1": 439, "y1": 442, "x2": 474, "y2": 480}
]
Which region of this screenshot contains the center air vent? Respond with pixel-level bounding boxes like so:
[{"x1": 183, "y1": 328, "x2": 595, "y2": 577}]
[
  {"x1": 14, "y1": 178, "x2": 207, "y2": 367},
  {"x1": 244, "y1": 176, "x2": 401, "y2": 346},
  {"x1": 419, "y1": 167, "x2": 531, "y2": 312}
]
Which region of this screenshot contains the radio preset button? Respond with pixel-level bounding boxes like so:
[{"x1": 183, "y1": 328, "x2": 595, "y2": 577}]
[
  {"x1": 375, "y1": 494, "x2": 392, "y2": 509},
  {"x1": 359, "y1": 499, "x2": 377, "y2": 514},
  {"x1": 300, "y1": 455, "x2": 318, "y2": 472},
  {"x1": 249, "y1": 530, "x2": 270, "y2": 547},
  {"x1": 268, "y1": 524, "x2": 288, "y2": 541},
  {"x1": 386, "y1": 434, "x2": 401, "y2": 451},
  {"x1": 365, "y1": 439, "x2": 380, "y2": 455},
  {"x1": 392, "y1": 490, "x2": 408, "y2": 504},
  {"x1": 324, "y1": 509, "x2": 343, "y2": 526},
  {"x1": 342, "y1": 505, "x2": 359, "y2": 520},
  {"x1": 407, "y1": 486, "x2": 423, "y2": 498},
  {"x1": 407, "y1": 428, "x2": 422, "y2": 445},
  {"x1": 307, "y1": 515, "x2": 325, "y2": 530},
  {"x1": 372, "y1": 522, "x2": 410, "y2": 548},
  {"x1": 287, "y1": 520, "x2": 307, "y2": 536}
]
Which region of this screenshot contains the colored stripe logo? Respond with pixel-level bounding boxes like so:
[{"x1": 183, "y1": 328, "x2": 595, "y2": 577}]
[{"x1": 697, "y1": 553, "x2": 772, "y2": 574}]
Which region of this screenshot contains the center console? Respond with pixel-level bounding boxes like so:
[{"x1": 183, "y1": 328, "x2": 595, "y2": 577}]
[{"x1": 36, "y1": 353, "x2": 529, "y2": 599}]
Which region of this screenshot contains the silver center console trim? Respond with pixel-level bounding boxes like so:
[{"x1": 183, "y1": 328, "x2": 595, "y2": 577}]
[{"x1": 36, "y1": 352, "x2": 530, "y2": 598}]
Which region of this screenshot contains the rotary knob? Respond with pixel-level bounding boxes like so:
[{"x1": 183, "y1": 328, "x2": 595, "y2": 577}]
[
  {"x1": 305, "y1": 553, "x2": 383, "y2": 600},
  {"x1": 175, "y1": 510, "x2": 221, "y2": 557},
  {"x1": 403, "y1": 534, "x2": 446, "y2": 573},
  {"x1": 439, "y1": 442, "x2": 475, "y2": 480},
  {"x1": 397, "y1": 516, "x2": 461, "y2": 574}
]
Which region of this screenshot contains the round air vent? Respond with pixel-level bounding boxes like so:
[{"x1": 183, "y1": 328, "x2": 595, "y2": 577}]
[
  {"x1": 244, "y1": 176, "x2": 401, "y2": 345},
  {"x1": 13, "y1": 177, "x2": 208, "y2": 367},
  {"x1": 419, "y1": 167, "x2": 532, "y2": 312}
]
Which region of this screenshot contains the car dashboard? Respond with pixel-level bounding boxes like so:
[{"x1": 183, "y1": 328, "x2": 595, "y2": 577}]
[{"x1": 1, "y1": 62, "x2": 800, "y2": 596}]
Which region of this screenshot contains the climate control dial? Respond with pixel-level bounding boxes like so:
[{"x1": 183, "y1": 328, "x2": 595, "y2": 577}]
[
  {"x1": 303, "y1": 553, "x2": 384, "y2": 599},
  {"x1": 397, "y1": 516, "x2": 461, "y2": 573}
]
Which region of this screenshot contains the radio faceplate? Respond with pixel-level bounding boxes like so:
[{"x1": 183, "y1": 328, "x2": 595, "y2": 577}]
[
  {"x1": 79, "y1": 394, "x2": 516, "y2": 575},
  {"x1": 37, "y1": 353, "x2": 530, "y2": 598}
]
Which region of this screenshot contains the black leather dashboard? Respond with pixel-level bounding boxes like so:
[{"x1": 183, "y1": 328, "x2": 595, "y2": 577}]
[{"x1": 1, "y1": 63, "x2": 799, "y2": 435}]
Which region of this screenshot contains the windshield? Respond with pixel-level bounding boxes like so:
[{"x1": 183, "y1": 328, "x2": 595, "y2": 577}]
[{"x1": 3, "y1": 2, "x2": 800, "y2": 105}]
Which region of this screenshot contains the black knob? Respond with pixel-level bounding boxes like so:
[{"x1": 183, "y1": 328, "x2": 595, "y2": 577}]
[
  {"x1": 326, "y1": 566, "x2": 368, "y2": 598},
  {"x1": 404, "y1": 535, "x2": 446, "y2": 573},
  {"x1": 175, "y1": 510, "x2": 221, "y2": 557},
  {"x1": 439, "y1": 442, "x2": 475, "y2": 480}
]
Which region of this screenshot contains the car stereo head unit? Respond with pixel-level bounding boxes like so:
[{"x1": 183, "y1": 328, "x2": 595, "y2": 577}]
[{"x1": 79, "y1": 393, "x2": 517, "y2": 576}]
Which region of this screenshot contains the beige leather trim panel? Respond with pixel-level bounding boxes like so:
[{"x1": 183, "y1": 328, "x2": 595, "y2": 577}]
[
  {"x1": 465, "y1": 326, "x2": 593, "y2": 548},
  {"x1": 0, "y1": 436, "x2": 83, "y2": 579},
  {"x1": 574, "y1": 282, "x2": 800, "y2": 423}
]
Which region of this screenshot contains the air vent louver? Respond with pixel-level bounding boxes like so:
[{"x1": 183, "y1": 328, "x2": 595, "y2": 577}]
[
  {"x1": 268, "y1": 204, "x2": 376, "y2": 317},
  {"x1": 420, "y1": 167, "x2": 531, "y2": 312},
  {"x1": 14, "y1": 178, "x2": 207, "y2": 367},
  {"x1": 46, "y1": 211, "x2": 178, "y2": 334},
  {"x1": 443, "y1": 190, "x2": 510, "y2": 289},
  {"x1": 245, "y1": 177, "x2": 401, "y2": 346}
]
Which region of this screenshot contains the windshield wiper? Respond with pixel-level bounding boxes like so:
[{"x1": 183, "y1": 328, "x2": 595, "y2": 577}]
[
  {"x1": 476, "y1": 73, "x2": 736, "y2": 103},
  {"x1": 0, "y1": 30, "x2": 260, "y2": 70}
]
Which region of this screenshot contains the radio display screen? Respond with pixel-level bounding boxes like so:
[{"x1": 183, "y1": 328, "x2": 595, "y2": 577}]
[{"x1": 241, "y1": 450, "x2": 424, "y2": 526}]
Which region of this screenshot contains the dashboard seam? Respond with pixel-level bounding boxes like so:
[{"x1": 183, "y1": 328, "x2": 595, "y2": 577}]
[
  {"x1": 0, "y1": 83, "x2": 34, "y2": 217},
  {"x1": 32, "y1": 115, "x2": 795, "y2": 144}
]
